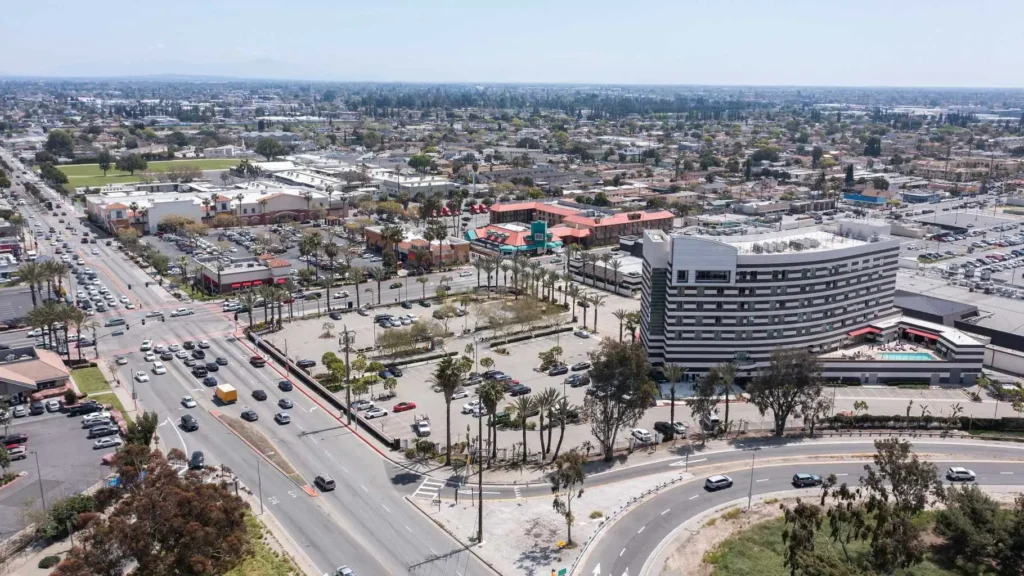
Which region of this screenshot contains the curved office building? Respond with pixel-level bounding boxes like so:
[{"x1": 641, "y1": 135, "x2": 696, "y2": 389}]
[{"x1": 640, "y1": 221, "x2": 985, "y2": 385}]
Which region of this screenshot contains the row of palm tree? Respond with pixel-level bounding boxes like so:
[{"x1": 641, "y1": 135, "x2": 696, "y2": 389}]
[
  {"x1": 25, "y1": 301, "x2": 95, "y2": 362},
  {"x1": 565, "y1": 243, "x2": 624, "y2": 293},
  {"x1": 15, "y1": 260, "x2": 71, "y2": 308},
  {"x1": 429, "y1": 357, "x2": 579, "y2": 468}
]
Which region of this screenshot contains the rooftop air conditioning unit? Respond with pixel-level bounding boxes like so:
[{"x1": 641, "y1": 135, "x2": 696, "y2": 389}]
[
  {"x1": 764, "y1": 242, "x2": 775, "y2": 253},
  {"x1": 752, "y1": 242, "x2": 763, "y2": 253}
]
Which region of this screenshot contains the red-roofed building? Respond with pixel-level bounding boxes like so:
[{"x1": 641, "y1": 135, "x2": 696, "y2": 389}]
[
  {"x1": 488, "y1": 201, "x2": 580, "y2": 227},
  {"x1": 488, "y1": 201, "x2": 675, "y2": 247}
]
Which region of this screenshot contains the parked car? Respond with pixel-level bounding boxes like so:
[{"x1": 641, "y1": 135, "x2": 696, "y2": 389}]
[
  {"x1": 547, "y1": 365, "x2": 569, "y2": 376},
  {"x1": 631, "y1": 428, "x2": 653, "y2": 444},
  {"x1": 571, "y1": 362, "x2": 591, "y2": 371},
  {"x1": 93, "y1": 437, "x2": 122, "y2": 450},
  {"x1": 653, "y1": 421, "x2": 675, "y2": 440},
  {"x1": 508, "y1": 384, "x2": 532, "y2": 396},
  {"x1": 296, "y1": 359, "x2": 316, "y2": 369},
  {"x1": 393, "y1": 401, "x2": 416, "y2": 413},
  {"x1": 364, "y1": 407, "x2": 388, "y2": 419}
]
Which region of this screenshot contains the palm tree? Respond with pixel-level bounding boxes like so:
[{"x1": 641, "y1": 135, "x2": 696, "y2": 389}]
[
  {"x1": 258, "y1": 285, "x2": 275, "y2": 325},
  {"x1": 429, "y1": 357, "x2": 466, "y2": 466},
  {"x1": 323, "y1": 242, "x2": 339, "y2": 305},
  {"x1": 258, "y1": 198, "x2": 269, "y2": 223},
  {"x1": 577, "y1": 293, "x2": 590, "y2": 329},
  {"x1": 528, "y1": 261, "x2": 543, "y2": 295},
  {"x1": 511, "y1": 254, "x2": 527, "y2": 299},
  {"x1": 565, "y1": 243, "x2": 581, "y2": 275},
  {"x1": 598, "y1": 254, "x2": 613, "y2": 290},
  {"x1": 663, "y1": 364, "x2": 687, "y2": 434},
  {"x1": 579, "y1": 252, "x2": 591, "y2": 287},
  {"x1": 499, "y1": 259, "x2": 512, "y2": 287},
  {"x1": 301, "y1": 190, "x2": 315, "y2": 216},
  {"x1": 589, "y1": 294, "x2": 607, "y2": 332},
  {"x1": 568, "y1": 285, "x2": 582, "y2": 322},
  {"x1": 478, "y1": 379, "x2": 506, "y2": 466},
  {"x1": 609, "y1": 258, "x2": 622, "y2": 295},
  {"x1": 176, "y1": 256, "x2": 189, "y2": 286},
  {"x1": 367, "y1": 267, "x2": 386, "y2": 305},
  {"x1": 546, "y1": 269, "x2": 560, "y2": 302},
  {"x1": 350, "y1": 269, "x2": 365, "y2": 308},
  {"x1": 238, "y1": 289, "x2": 258, "y2": 326},
  {"x1": 416, "y1": 276, "x2": 428, "y2": 300},
  {"x1": 510, "y1": 395, "x2": 536, "y2": 464},
  {"x1": 234, "y1": 193, "x2": 245, "y2": 218},
  {"x1": 534, "y1": 388, "x2": 560, "y2": 459},
  {"x1": 201, "y1": 197, "x2": 212, "y2": 219},
  {"x1": 712, "y1": 362, "x2": 737, "y2": 436},
  {"x1": 612, "y1": 309, "x2": 629, "y2": 342},
  {"x1": 68, "y1": 310, "x2": 93, "y2": 362},
  {"x1": 624, "y1": 311, "x2": 641, "y2": 343},
  {"x1": 560, "y1": 273, "x2": 573, "y2": 307},
  {"x1": 551, "y1": 396, "x2": 577, "y2": 460},
  {"x1": 16, "y1": 262, "x2": 45, "y2": 307},
  {"x1": 62, "y1": 306, "x2": 86, "y2": 362},
  {"x1": 480, "y1": 257, "x2": 497, "y2": 294}
]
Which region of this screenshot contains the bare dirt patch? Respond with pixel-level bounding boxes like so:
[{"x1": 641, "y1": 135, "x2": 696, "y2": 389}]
[{"x1": 219, "y1": 414, "x2": 305, "y2": 485}]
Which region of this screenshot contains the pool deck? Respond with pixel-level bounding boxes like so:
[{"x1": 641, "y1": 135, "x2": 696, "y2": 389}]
[{"x1": 820, "y1": 341, "x2": 940, "y2": 362}]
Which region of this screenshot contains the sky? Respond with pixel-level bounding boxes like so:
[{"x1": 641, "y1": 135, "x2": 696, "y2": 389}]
[{"x1": 2, "y1": 0, "x2": 1023, "y2": 87}]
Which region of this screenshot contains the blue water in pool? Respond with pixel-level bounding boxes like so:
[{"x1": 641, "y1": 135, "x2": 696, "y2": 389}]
[{"x1": 879, "y1": 352, "x2": 936, "y2": 361}]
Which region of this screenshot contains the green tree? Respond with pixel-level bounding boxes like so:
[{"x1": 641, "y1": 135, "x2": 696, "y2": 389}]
[
  {"x1": 408, "y1": 154, "x2": 432, "y2": 173},
  {"x1": 97, "y1": 150, "x2": 113, "y2": 176},
  {"x1": 254, "y1": 137, "x2": 286, "y2": 160},
  {"x1": 0, "y1": 445, "x2": 9, "y2": 476},
  {"x1": 747, "y1": 348, "x2": 823, "y2": 436},
  {"x1": 550, "y1": 449, "x2": 586, "y2": 546},
  {"x1": 844, "y1": 164, "x2": 855, "y2": 186},
  {"x1": 581, "y1": 340, "x2": 655, "y2": 461},
  {"x1": 124, "y1": 411, "x2": 159, "y2": 447},
  {"x1": 935, "y1": 485, "x2": 1002, "y2": 566},
  {"x1": 115, "y1": 154, "x2": 147, "y2": 175},
  {"x1": 686, "y1": 375, "x2": 718, "y2": 441},
  {"x1": 706, "y1": 362, "x2": 736, "y2": 435},
  {"x1": 781, "y1": 498, "x2": 823, "y2": 576},
  {"x1": 45, "y1": 129, "x2": 75, "y2": 158},
  {"x1": 429, "y1": 356, "x2": 470, "y2": 466}
]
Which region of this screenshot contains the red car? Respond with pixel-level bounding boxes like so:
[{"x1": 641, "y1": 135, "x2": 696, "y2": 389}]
[
  {"x1": 393, "y1": 401, "x2": 416, "y2": 413},
  {"x1": 250, "y1": 356, "x2": 267, "y2": 367}
]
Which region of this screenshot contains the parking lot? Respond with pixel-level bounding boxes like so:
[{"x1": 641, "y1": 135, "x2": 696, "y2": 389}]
[{"x1": 0, "y1": 411, "x2": 114, "y2": 540}]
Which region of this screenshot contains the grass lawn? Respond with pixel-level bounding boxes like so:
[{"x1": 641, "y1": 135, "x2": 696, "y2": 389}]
[
  {"x1": 71, "y1": 366, "x2": 132, "y2": 422},
  {"x1": 58, "y1": 159, "x2": 239, "y2": 188},
  {"x1": 707, "y1": 513, "x2": 987, "y2": 576},
  {"x1": 224, "y1": 513, "x2": 299, "y2": 576}
]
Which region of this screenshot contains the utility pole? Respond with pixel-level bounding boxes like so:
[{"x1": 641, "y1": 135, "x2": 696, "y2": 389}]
[
  {"x1": 33, "y1": 452, "x2": 47, "y2": 512},
  {"x1": 746, "y1": 451, "x2": 756, "y2": 510},
  {"x1": 257, "y1": 456, "x2": 264, "y2": 515},
  {"x1": 477, "y1": 389, "x2": 484, "y2": 544}
]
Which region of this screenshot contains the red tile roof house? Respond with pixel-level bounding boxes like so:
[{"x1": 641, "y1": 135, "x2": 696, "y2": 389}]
[{"x1": 487, "y1": 201, "x2": 675, "y2": 247}]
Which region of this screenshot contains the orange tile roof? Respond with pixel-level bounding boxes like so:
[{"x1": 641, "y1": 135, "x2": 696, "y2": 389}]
[
  {"x1": 562, "y1": 210, "x2": 674, "y2": 227},
  {"x1": 551, "y1": 227, "x2": 591, "y2": 238},
  {"x1": 488, "y1": 201, "x2": 579, "y2": 217},
  {"x1": 472, "y1": 226, "x2": 530, "y2": 247},
  {"x1": 106, "y1": 202, "x2": 128, "y2": 210},
  {"x1": 266, "y1": 258, "x2": 291, "y2": 268}
]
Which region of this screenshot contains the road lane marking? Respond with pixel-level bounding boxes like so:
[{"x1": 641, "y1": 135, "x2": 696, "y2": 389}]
[
  {"x1": 620, "y1": 547, "x2": 626, "y2": 557},
  {"x1": 689, "y1": 495, "x2": 699, "y2": 500},
  {"x1": 835, "y1": 473, "x2": 848, "y2": 476},
  {"x1": 637, "y1": 526, "x2": 645, "y2": 534},
  {"x1": 1001, "y1": 471, "x2": 1014, "y2": 475},
  {"x1": 661, "y1": 509, "x2": 671, "y2": 515},
  {"x1": 405, "y1": 525, "x2": 413, "y2": 533},
  {"x1": 756, "y1": 479, "x2": 769, "y2": 482},
  {"x1": 361, "y1": 484, "x2": 368, "y2": 493},
  {"x1": 382, "y1": 504, "x2": 391, "y2": 513}
]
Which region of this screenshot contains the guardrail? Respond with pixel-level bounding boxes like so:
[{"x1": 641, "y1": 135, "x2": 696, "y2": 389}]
[{"x1": 247, "y1": 332, "x2": 402, "y2": 451}]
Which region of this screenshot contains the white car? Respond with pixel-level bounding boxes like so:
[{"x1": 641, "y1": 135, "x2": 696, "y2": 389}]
[
  {"x1": 93, "y1": 437, "x2": 123, "y2": 450},
  {"x1": 451, "y1": 388, "x2": 469, "y2": 400},
  {"x1": 458, "y1": 271, "x2": 473, "y2": 277},
  {"x1": 115, "y1": 355, "x2": 128, "y2": 365},
  {"x1": 364, "y1": 407, "x2": 388, "y2": 419},
  {"x1": 574, "y1": 329, "x2": 591, "y2": 339},
  {"x1": 181, "y1": 396, "x2": 197, "y2": 408},
  {"x1": 175, "y1": 350, "x2": 188, "y2": 359},
  {"x1": 631, "y1": 428, "x2": 653, "y2": 444},
  {"x1": 143, "y1": 352, "x2": 157, "y2": 362},
  {"x1": 134, "y1": 371, "x2": 150, "y2": 383},
  {"x1": 170, "y1": 308, "x2": 194, "y2": 317},
  {"x1": 27, "y1": 328, "x2": 42, "y2": 337},
  {"x1": 462, "y1": 400, "x2": 482, "y2": 414},
  {"x1": 946, "y1": 467, "x2": 976, "y2": 481},
  {"x1": 168, "y1": 344, "x2": 182, "y2": 352},
  {"x1": 152, "y1": 362, "x2": 167, "y2": 375},
  {"x1": 140, "y1": 340, "x2": 153, "y2": 351}
]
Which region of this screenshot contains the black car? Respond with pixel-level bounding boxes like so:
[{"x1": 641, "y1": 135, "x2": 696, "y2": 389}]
[
  {"x1": 547, "y1": 365, "x2": 569, "y2": 376},
  {"x1": 792, "y1": 473, "x2": 823, "y2": 488},
  {"x1": 278, "y1": 380, "x2": 293, "y2": 392},
  {"x1": 509, "y1": 384, "x2": 532, "y2": 397},
  {"x1": 202, "y1": 376, "x2": 218, "y2": 387},
  {"x1": 216, "y1": 357, "x2": 228, "y2": 365},
  {"x1": 482, "y1": 370, "x2": 505, "y2": 379},
  {"x1": 296, "y1": 359, "x2": 316, "y2": 369},
  {"x1": 205, "y1": 362, "x2": 219, "y2": 372},
  {"x1": 252, "y1": 390, "x2": 268, "y2": 401},
  {"x1": 565, "y1": 373, "x2": 591, "y2": 388},
  {"x1": 192, "y1": 349, "x2": 206, "y2": 359},
  {"x1": 182, "y1": 341, "x2": 195, "y2": 350},
  {"x1": 160, "y1": 352, "x2": 174, "y2": 361},
  {"x1": 241, "y1": 409, "x2": 259, "y2": 422},
  {"x1": 68, "y1": 402, "x2": 101, "y2": 416},
  {"x1": 189, "y1": 450, "x2": 205, "y2": 470},
  {"x1": 401, "y1": 301, "x2": 414, "y2": 309},
  {"x1": 191, "y1": 366, "x2": 208, "y2": 378},
  {"x1": 418, "y1": 300, "x2": 431, "y2": 308},
  {"x1": 329, "y1": 311, "x2": 343, "y2": 320},
  {"x1": 571, "y1": 362, "x2": 591, "y2": 371},
  {"x1": 386, "y1": 364, "x2": 403, "y2": 377},
  {"x1": 653, "y1": 421, "x2": 675, "y2": 440},
  {"x1": 180, "y1": 414, "x2": 198, "y2": 431},
  {"x1": 1, "y1": 433, "x2": 28, "y2": 444}
]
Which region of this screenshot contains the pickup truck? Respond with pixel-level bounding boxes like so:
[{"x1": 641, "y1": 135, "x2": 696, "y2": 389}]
[{"x1": 415, "y1": 416, "x2": 431, "y2": 437}]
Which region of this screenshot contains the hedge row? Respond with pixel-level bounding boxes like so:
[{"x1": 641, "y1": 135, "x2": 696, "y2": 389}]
[{"x1": 828, "y1": 414, "x2": 1024, "y2": 432}]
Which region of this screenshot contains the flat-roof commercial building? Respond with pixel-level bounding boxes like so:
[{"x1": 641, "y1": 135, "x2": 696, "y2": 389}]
[
  {"x1": 639, "y1": 221, "x2": 985, "y2": 384},
  {"x1": 0, "y1": 346, "x2": 72, "y2": 404},
  {"x1": 488, "y1": 201, "x2": 674, "y2": 247}
]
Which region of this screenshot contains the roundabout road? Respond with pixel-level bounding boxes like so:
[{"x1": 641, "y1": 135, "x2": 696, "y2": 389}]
[{"x1": 581, "y1": 441, "x2": 1024, "y2": 576}]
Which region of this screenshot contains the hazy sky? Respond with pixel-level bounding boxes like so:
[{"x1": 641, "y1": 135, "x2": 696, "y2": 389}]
[{"x1": 2, "y1": 0, "x2": 1022, "y2": 87}]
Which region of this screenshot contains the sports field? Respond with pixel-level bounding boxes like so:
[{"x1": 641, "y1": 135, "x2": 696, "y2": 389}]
[{"x1": 59, "y1": 158, "x2": 239, "y2": 188}]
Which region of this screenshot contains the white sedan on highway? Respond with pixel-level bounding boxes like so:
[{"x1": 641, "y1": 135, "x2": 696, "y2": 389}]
[
  {"x1": 152, "y1": 362, "x2": 167, "y2": 375},
  {"x1": 134, "y1": 371, "x2": 150, "y2": 383},
  {"x1": 181, "y1": 396, "x2": 197, "y2": 409}
]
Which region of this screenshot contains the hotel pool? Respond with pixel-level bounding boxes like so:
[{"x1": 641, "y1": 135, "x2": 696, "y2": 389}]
[{"x1": 879, "y1": 352, "x2": 937, "y2": 361}]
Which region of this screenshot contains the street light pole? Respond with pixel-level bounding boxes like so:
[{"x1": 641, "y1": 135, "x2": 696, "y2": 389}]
[
  {"x1": 257, "y1": 456, "x2": 264, "y2": 515},
  {"x1": 746, "y1": 451, "x2": 756, "y2": 510},
  {"x1": 33, "y1": 452, "x2": 47, "y2": 512},
  {"x1": 477, "y1": 397, "x2": 484, "y2": 544},
  {"x1": 342, "y1": 325, "x2": 354, "y2": 425}
]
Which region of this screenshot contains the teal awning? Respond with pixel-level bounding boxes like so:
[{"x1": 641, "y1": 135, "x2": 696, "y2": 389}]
[
  {"x1": 464, "y1": 230, "x2": 478, "y2": 240},
  {"x1": 499, "y1": 245, "x2": 516, "y2": 252}
]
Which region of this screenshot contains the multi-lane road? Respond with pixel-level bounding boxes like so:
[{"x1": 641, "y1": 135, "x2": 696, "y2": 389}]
[{"x1": 1, "y1": 152, "x2": 493, "y2": 576}]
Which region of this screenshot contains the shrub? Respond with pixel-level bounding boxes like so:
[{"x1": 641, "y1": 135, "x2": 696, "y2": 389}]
[
  {"x1": 722, "y1": 508, "x2": 742, "y2": 521},
  {"x1": 38, "y1": 556, "x2": 61, "y2": 569},
  {"x1": 702, "y1": 545, "x2": 723, "y2": 565},
  {"x1": 589, "y1": 510, "x2": 604, "y2": 519},
  {"x1": 705, "y1": 517, "x2": 717, "y2": 527}
]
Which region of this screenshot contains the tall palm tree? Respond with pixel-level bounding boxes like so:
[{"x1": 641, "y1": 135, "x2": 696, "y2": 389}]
[
  {"x1": 598, "y1": 253, "x2": 613, "y2": 290},
  {"x1": 471, "y1": 258, "x2": 484, "y2": 288},
  {"x1": 625, "y1": 311, "x2": 641, "y2": 343},
  {"x1": 711, "y1": 362, "x2": 737, "y2": 436},
  {"x1": 546, "y1": 269, "x2": 560, "y2": 302},
  {"x1": 499, "y1": 259, "x2": 512, "y2": 287},
  {"x1": 238, "y1": 289, "x2": 258, "y2": 326},
  {"x1": 609, "y1": 258, "x2": 622, "y2": 295},
  {"x1": 550, "y1": 396, "x2": 577, "y2": 460},
  {"x1": 663, "y1": 364, "x2": 687, "y2": 433},
  {"x1": 577, "y1": 293, "x2": 590, "y2": 329},
  {"x1": 176, "y1": 256, "x2": 189, "y2": 287},
  {"x1": 612, "y1": 309, "x2": 629, "y2": 342},
  {"x1": 429, "y1": 357, "x2": 466, "y2": 467},
  {"x1": 560, "y1": 273, "x2": 573, "y2": 306},
  {"x1": 234, "y1": 193, "x2": 245, "y2": 218},
  {"x1": 478, "y1": 379, "x2": 506, "y2": 466},
  {"x1": 258, "y1": 198, "x2": 269, "y2": 223},
  {"x1": 565, "y1": 243, "x2": 581, "y2": 275},
  {"x1": 568, "y1": 285, "x2": 582, "y2": 321},
  {"x1": 534, "y1": 388, "x2": 560, "y2": 458},
  {"x1": 416, "y1": 276, "x2": 429, "y2": 300},
  {"x1": 579, "y1": 252, "x2": 591, "y2": 287},
  {"x1": 480, "y1": 257, "x2": 497, "y2": 294},
  {"x1": 367, "y1": 267, "x2": 386, "y2": 305},
  {"x1": 201, "y1": 197, "x2": 212, "y2": 219},
  {"x1": 258, "y1": 285, "x2": 275, "y2": 325},
  {"x1": 510, "y1": 395, "x2": 536, "y2": 464},
  {"x1": 350, "y1": 269, "x2": 365, "y2": 308},
  {"x1": 323, "y1": 242, "x2": 339, "y2": 305},
  {"x1": 16, "y1": 262, "x2": 44, "y2": 307},
  {"x1": 511, "y1": 254, "x2": 527, "y2": 299},
  {"x1": 62, "y1": 306, "x2": 86, "y2": 362},
  {"x1": 589, "y1": 294, "x2": 607, "y2": 332},
  {"x1": 528, "y1": 261, "x2": 543, "y2": 295}
]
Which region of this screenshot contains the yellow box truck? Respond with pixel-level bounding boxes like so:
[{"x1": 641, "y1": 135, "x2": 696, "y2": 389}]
[{"x1": 215, "y1": 384, "x2": 237, "y2": 404}]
